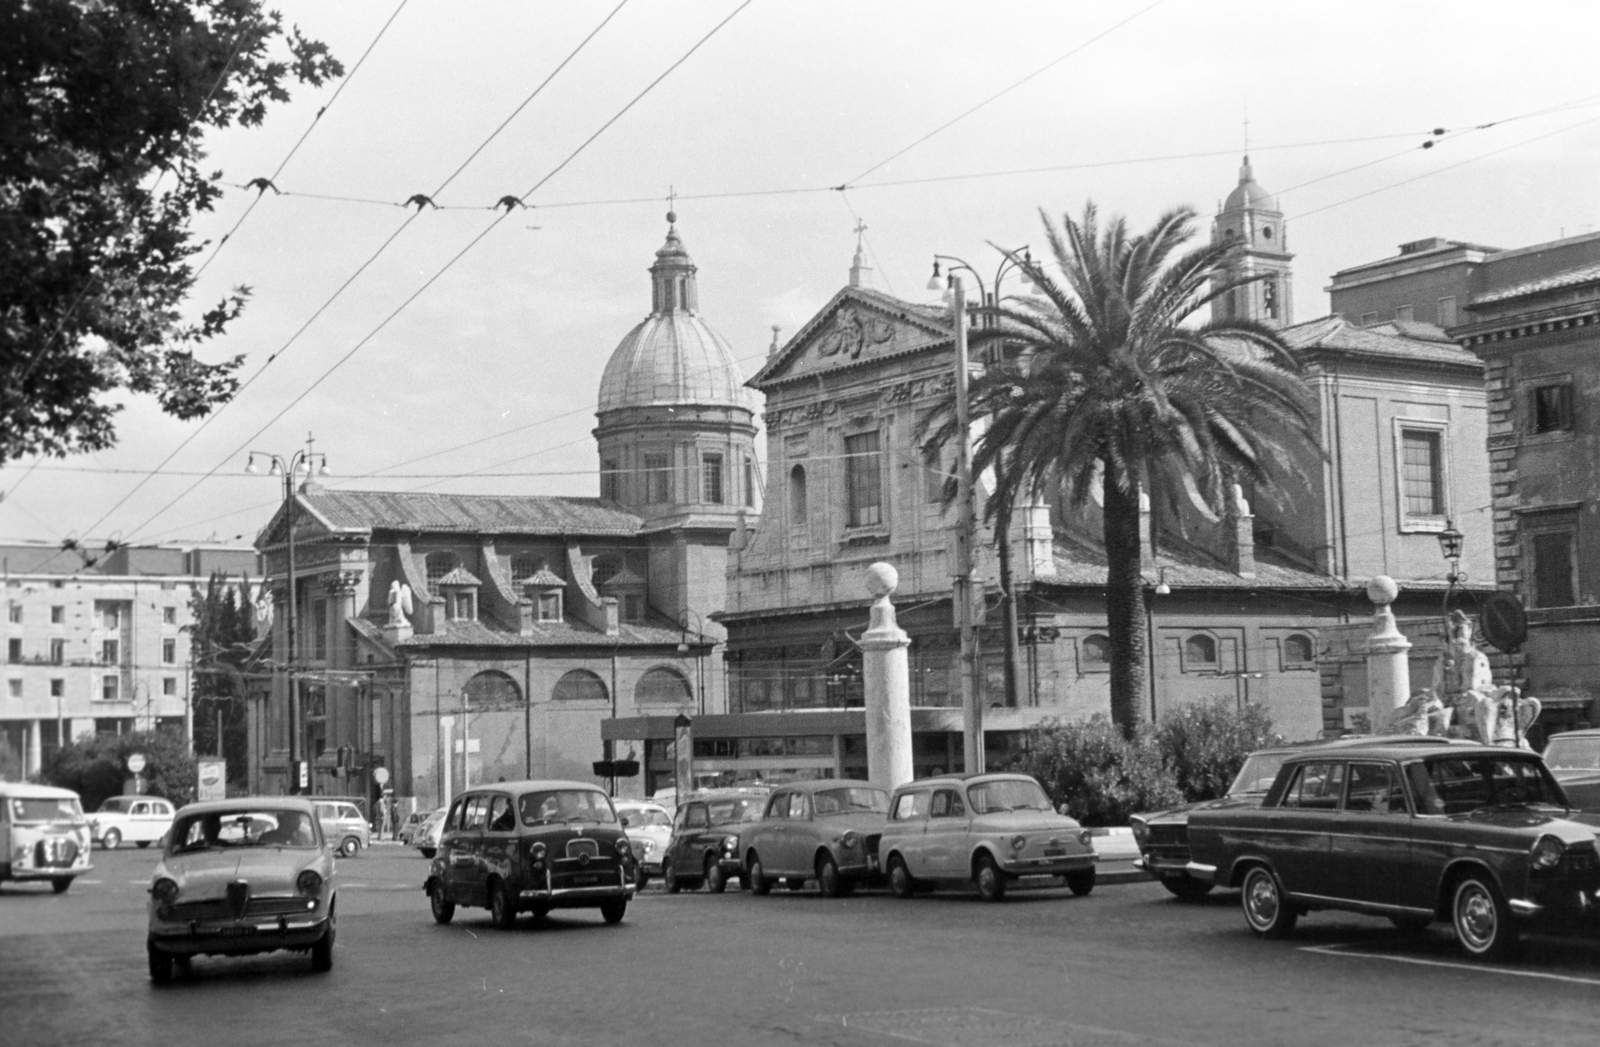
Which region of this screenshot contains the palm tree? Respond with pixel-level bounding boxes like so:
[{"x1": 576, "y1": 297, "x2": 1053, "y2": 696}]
[{"x1": 931, "y1": 203, "x2": 1316, "y2": 736}]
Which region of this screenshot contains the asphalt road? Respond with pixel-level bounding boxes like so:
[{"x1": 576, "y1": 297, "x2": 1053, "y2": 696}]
[{"x1": 2, "y1": 845, "x2": 1598, "y2": 1047}]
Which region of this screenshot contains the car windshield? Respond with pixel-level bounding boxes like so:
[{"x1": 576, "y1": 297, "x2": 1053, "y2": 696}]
[
  {"x1": 620, "y1": 808, "x2": 671, "y2": 829},
  {"x1": 812, "y1": 788, "x2": 890, "y2": 815},
  {"x1": 519, "y1": 789, "x2": 617, "y2": 826},
  {"x1": 1544, "y1": 736, "x2": 1600, "y2": 772},
  {"x1": 1230, "y1": 752, "x2": 1290, "y2": 795},
  {"x1": 169, "y1": 809, "x2": 318, "y2": 852},
  {"x1": 968, "y1": 779, "x2": 1052, "y2": 814},
  {"x1": 1408, "y1": 756, "x2": 1568, "y2": 815},
  {"x1": 9, "y1": 797, "x2": 84, "y2": 823}
]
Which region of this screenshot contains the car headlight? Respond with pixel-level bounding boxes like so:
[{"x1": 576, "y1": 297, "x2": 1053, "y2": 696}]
[
  {"x1": 1010, "y1": 834, "x2": 1027, "y2": 852},
  {"x1": 841, "y1": 831, "x2": 859, "y2": 849},
  {"x1": 635, "y1": 839, "x2": 652, "y2": 855},
  {"x1": 1129, "y1": 818, "x2": 1149, "y2": 843},
  {"x1": 152, "y1": 878, "x2": 180, "y2": 905},
  {"x1": 615, "y1": 838, "x2": 632, "y2": 858},
  {"x1": 296, "y1": 870, "x2": 323, "y2": 895},
  {"x1": 1078, "y1": 829, "x2": 1093, "y2": 848},
  {"x1": 1531, "y1": 835, "x2": 1565, "y2": 870},
  {"x1": 722, "y1": 834, "x2": 739, "y2": 855}
]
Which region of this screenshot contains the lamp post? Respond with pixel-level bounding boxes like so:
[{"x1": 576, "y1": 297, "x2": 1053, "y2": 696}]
[
  {"x1": 246, "y1": 435, "x2": 331, "y2": 795},
  {"x1": 676, "y1": 608, "x2": 708, "y2": 717},
  {"x1": 926, "y1": 248, "x2": 1034, "y2": 768},
  {"x1": 1437, "y1": 518, "x2": 1465, "y2": 618}
]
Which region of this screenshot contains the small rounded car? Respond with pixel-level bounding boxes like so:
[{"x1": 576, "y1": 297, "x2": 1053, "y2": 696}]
[
  {"x1": 662, "y1": 790, "x2": 768, "y2": 894},
  {"x1": 313, "y1": 799, "x2": 371, "y2": 857},
  {"x1": 414, "y1": 806, "x2": 447, "y2": 858},
  {"x1": 1542, "y1": 728, "x2": 1600, "y2": 811},
  {"x1": 0, "y1": 783, "x2": 92, "y2": 893},
  {"x1": 423, "y1": 780, "x2": 635, "y2": 929},
  {"x1": 877, "y1": 773, "x2": 1097, "y2": 902},
  {"x1": 87, "y1": 794, "x2": 176, "y2": 850},
  {"x1": 146, "y1": 797, "x2": 337, "y2": 983},
  {"x1": 741, "y1": 780, "x2": 890, "y2": 897},
  {"x1": 614, "y1": 800, "x2": 673, "y2": 888}
]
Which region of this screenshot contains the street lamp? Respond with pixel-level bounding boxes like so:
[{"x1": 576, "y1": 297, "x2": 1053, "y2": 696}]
[
  {"x1": 1437, "y1": 518, "x2": 1465, "y2": 617},
  {"x1": 676, "y1": 608, "x2": 709, "y2": 717},
  {"x1": 246, "y1": 434, "x2": 330, "y2": 795},
  {"x1": 926, "y1": 247, "x2": 1035, "y2": 749}
]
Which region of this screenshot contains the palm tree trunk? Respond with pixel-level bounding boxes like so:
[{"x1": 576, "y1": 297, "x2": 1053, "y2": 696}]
[{"x1": 1101, "y1": 472, "x2": 1148, "y2": 737}]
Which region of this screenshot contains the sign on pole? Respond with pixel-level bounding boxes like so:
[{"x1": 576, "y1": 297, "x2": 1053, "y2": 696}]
[
  {"x1": 373, "y1": 766, "x2": 390, "y2": 786},
  {"x1": 127, "y1": 753, "x2": 146, "y2": 774},
  {"x1": 197, "y1": 760, "x2": 226, "y2": 802}
]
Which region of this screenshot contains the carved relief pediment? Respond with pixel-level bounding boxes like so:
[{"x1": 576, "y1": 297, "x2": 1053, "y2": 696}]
[{"x1": 753, "y1": 288, "x2": 951, "y2": 389}]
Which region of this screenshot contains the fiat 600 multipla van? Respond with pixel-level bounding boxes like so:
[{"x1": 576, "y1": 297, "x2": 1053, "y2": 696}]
[{"x1": 0, "y1": 783, "x2": 93, "y2": 893}]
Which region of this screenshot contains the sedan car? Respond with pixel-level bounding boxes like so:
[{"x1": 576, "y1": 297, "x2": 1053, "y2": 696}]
[
  {"x1": 423, "y1": 780, "x2": 635, "y2": 929},
  {"x1": 742, "y1": 780, "x2": 891, "y2": 897},
  {"x1": 662, "y1": 790, "x2": 767, "y2": 894},
  {"x1": 877, "y1": 773, "x2": 1097, "y2": 902},
  {"x1": 1186, "y1": 739, "x2": 1600, "y2": 960},
  {"x1": 146, "y1": 798, "x2": 337, "y2": 983},
  {"x1": 614, "y1": 801, "x2": 673, "y2": 888},
  {"x1": 1542, "y1": 728, "x2": 1600, "y2": 811},
  {"x1": 87, "y1": 795, "x2": 176, "y2": 850}
]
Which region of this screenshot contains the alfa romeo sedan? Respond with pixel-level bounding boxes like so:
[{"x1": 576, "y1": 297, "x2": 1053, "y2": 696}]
[
  {"x1": 877, "y1": 773, "x2": 1097, "y2": 902},
  {"x1": 1186, "y1": 739, "x2": 1600, "y2": 960},
  {"x1": 742, "y1": 780, "x2": 889, "y2": 897},
  {"x1": 146, "y1": 798, "x2": 337, "y2": 983},
  {"x1": 424, "y1": 780, "x2": 635, "y2": 928}
]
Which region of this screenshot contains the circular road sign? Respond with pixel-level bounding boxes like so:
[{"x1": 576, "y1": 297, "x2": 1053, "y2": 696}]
[
  {"x1": 126, "y1": 753, "x2": 146, "y2": 774},
  {"x1": 373, "y1": 767, "x2": 390, "y2": 785},
  {"x1": 1481, "y1": 591, "x2": 1529, "y2": 653}
]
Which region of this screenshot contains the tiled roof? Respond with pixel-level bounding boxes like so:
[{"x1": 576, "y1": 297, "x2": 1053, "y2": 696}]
[
  {"x1": 523, "y1": 566, "x2": 566, "y2": 588},
  {"x1": 392, "y1": 615, "x2": 687, "y2": 649},
  {"x1": 1042, "y1": 528, "x2": 1339, "y2": 592},
  {"x1": 434, "y1": 566, "x2": 482, "y2": 587},
  {"x1": 1282, "y1": 315, "x2": 1481, "y2": 369},
  {"x1": 1471, "y1": 261, "x2": 1600, "y2": 306},
  {"x1": 298, "y1": 489, "x2": 642, "y2": 537}
]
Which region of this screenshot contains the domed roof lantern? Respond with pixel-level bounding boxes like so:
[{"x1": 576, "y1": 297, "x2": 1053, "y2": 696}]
[
  {"x1": 650, "y1": 210, "x2": 698, "y2": 314},
  {"x1": 1223, "y1": 154, "x2": 1278, "y2": 214}
]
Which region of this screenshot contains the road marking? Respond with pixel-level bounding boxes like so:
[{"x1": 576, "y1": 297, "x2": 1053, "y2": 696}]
[
  {"x1": 77, "y1": 880, "x2": 102, "y2": 885},
  {"x1": 1301, "y1": 943, "x2": 1600, "y2": 986},
  {"x1": 834, "y1": 1007, "x2": 1209, "y2": 1047}
]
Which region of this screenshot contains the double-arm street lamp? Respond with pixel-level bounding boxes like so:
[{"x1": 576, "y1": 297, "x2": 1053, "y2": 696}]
[
  {"x1": 246, "y1": 437, "x2": 331, "y2": 795},
  {"x1": 926, "y1": 248, "x2": 1034, "y2": 774}
]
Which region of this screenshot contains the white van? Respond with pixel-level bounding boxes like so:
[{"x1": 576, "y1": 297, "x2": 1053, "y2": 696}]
[{"x1": 0, "y1": 783, "x2": 93, "y2": 892}]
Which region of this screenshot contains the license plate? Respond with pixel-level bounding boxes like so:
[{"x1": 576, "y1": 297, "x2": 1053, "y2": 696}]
[
  {"x1": 1043, "y1": 848, "x2": 1066, "y2": 857},
  {"x1": 212, "y1": 927, "x2": 256, "y2": 937},
  {"x1": 569, "y1": 875, "x2": 599, "y2": 887}
]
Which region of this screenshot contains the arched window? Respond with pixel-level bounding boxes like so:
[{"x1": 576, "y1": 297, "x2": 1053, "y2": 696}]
[
  {"x1": 1184, "y1": 634, "x2": 1218, "y2": 668},
  {"x1": 464, "y1": 670, "x2": 522, "y2": 710},
  {"x1": 591, "y1": 555, "x2": 622, "y2": 589},
  {"x1": 1081, "y1": 634, "x2": 1111, "y2": 670},
  {"x1": 424, "y1": 552, "x2": 458, "y2": 592},
  {"x1": 635, "y1": 667, "x2": 692, "y2": 705},
  {"x1": 552, "y1": 669, "x2": 608, "y2": 703},
  {"x1": 789, "y1": 465, "x2": 807, "y2": 526},
  {"x1": 1283, "y1": 633, "x2": 1314, "y2": 667}
]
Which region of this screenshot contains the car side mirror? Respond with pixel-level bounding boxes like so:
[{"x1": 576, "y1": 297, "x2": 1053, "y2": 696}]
[{"x1": 1056, "y1": 804, "x2": 1068, "y2": 816}]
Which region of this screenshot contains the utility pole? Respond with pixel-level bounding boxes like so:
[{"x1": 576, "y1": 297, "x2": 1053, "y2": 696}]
[{"x1": 951, "y1": 276, "x2": 983, "y2": 775}]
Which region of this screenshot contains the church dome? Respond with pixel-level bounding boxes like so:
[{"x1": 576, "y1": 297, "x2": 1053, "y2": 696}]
[
  {"x1": 597, "y1": 215, "x2": 752, "y2": 413},
  {"x1": 1223, "y1": 155, "x2": 1278, "y2": 213}
]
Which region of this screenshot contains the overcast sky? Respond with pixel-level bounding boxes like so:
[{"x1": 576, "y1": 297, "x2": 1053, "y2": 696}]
[{"x1": 5, "y1": 0, "x2": 1600, "y2": 556}]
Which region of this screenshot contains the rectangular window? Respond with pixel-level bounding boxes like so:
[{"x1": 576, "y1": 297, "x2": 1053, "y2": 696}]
[
  {"x1": 844, "y1": 431, "x2": 883, "y2": 527},
  {"x1": 1263, "y1": 277, "x2": 1280, "y2": 320},
  {"x1": 1359, "y1": 312, "x2": 1378, "y2": 326},
  {"x1": 99, "y1": 602, "x2": 120, "y2": 629},
  {"x1": 744, "y1": 457, "x2": 757, "y2": 508},
  {"x1": 101, "y1": 675, "x2": 120, "y2": 701},
  {"x1": 924, "y1": 445, "x2": 950, "y2": 505},
  {"x1": 1394, "y1": 304, "x2": 1414, "y2": 322},
  {"x1": 600, "y1": 458, "x2": 620, "y2": 501},
  {"x1": 162, "y1": 638, "x2": 176, "y2": 664},
  {"x1": 701, "y1": 454, "x2": 724, "y2": 504},
  {"x1": 6, "y1": 603, "x2": 20, "y2": 624},
  {"x1": 312, "y1": 600, "x2": 329, "y2": 660},
  {"x1": 1437, "y1": 296, "x2": 1458, "y2": 327},
  {"x1": 6, "y1": 638, "x2": 20, "y2": 663},
  {"x1": 1531, "y1": 382, "x2": 1573, "y2": 434},
  {"x1": 50, "y1": 679, "x2": 64, "y2": 698},
  {"x1": 643, "y1": 453, "x2": 672, "y2": 503},
  {"x1": 50, "y1": 605, "x2": 64, "y2": 624},
  {"x1": 623, "y1": 593, "x2": 643, "y2": 623},
  {"x1": 7, "y1": 679, "x2": 20, "y2": 698},
  {"x1": 1532, "y1": 530, "x2": 1576, "y2": 608},
  {"x1": 538, "y1": 592, "x2": 561, "y2": 622},
  {"x1": 162, "y1": 606, "x2": 176, "y2": 625},
  {"x1": 49, "y1": 638, "x2": 64, "y2": 664},
  {"x1": 163, "y1": 677, "x2": 177, "y2": 696},
  {"x1": 101, "y1": 639, "x2": 118, "y2": 665},
  {"x1": 1399, "y1": 428, "x2": 1444, "y2": 517}
]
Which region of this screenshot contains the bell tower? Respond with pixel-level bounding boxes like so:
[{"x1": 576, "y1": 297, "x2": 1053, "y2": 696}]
[{"x1": 1211, "y1": 156, "x2": 1293, "y2": 327}]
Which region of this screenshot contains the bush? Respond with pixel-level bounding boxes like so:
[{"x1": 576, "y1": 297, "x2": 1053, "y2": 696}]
[
  {"x1": 42, "y1": 730, "x2": 196, "y2": 813},
  {"x1": 1155, "y1": 701, "x2": 1281, "y2": 802},
  {"x1": 1018, "y1": 716, "x2": 1181, "y2": 827}
]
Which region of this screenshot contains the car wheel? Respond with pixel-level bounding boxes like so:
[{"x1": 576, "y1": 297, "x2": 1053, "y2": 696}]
[
  {"x1": 816, "y1": 854, "x2": 842, "y2": 898},
  {"x1": 1161, "y1": 874, "x2": 1214, "y2": 901},
  {"x1": 102, "y1": 829, "x2": 121, "y2": 850},
  {"x1": 490, "y1": 879, "x2": 518, "y2": 930},
  {"x1": 600, "y1": 897, "x2": 627, "y2": 924},
  {"x1": 311, "y1": 901, "x2": 336, "y2": 972},
  {"x1": 888, "y1": 857, "x2": 915, "y2": 899},
  {"x1": 429, "y1": 881, "x2": 455, "y2": 925},
  {"x1": 748, "y1": 854, "x2": 772, "y2": 896},
  {"x1": 1065, "y1": 868, "x2": 1096, "y2": 897},
  {"x1": 339, "y1": 837, "x2": 360, "y2": 858},
  {"x1": 1241, "y1": 865, "x2": 1297, "y2": 939},
  {"x1": 51, "y1": 877, "x2": 72, "y2": 894},
  {"x1": 419, "y1": 847, "x2": 436, "y2": 859},
  {"x1": 1453, "y1": 873, "x2": 1517, "y2": 961},
  {"x1": 147, "y1": 941, "x2": 173, "y2": 985},
  {"x1": 705, "y1": 857, "x2": 727, "y2": 894},
  {"x1": 635, "y1": 867, "x2": 650, "y2": 891},
  {"x1": 663, "y1": 857, "x2": 681, "y2": 894},
  {"x1": 975, "y1": 855, "x2": 1006, "y2": 902},
  {"x1": 136, "y1": 841, "x2": 151, "y2": 849}
]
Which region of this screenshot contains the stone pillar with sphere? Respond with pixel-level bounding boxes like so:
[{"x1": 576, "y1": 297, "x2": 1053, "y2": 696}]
[
  {"x1": 1363, "y1": 575, "x2": 1412, "y2": 733},
  {"x1": 861, "y1": 562, "x2": 913, "y2": 792}
]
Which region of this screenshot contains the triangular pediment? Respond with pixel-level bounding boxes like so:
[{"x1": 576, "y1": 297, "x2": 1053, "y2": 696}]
[
  {"x1": 750, "y1": 286, "x2": 952, "y2": 389},
  {"x1": 254, "y1": 493, "x2": 341, "y2": 551}
]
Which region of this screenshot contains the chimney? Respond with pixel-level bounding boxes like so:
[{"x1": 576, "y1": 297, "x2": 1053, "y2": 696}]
[{"x1": 1228, "y1": 484, "x2": 1256, "y2": 579}]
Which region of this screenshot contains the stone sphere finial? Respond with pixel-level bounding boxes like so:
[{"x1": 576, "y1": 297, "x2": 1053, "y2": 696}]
[
  {"x1": 865, "y1": 562, "x2": 899, "y2": 599},
  {"x1": 1366, "y1": 575, "x2": 1400, "y2": 606}
]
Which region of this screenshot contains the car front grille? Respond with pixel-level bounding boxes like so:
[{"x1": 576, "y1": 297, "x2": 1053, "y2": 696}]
[
  {"x1": 1147, "y1": 824, "x2": 1188, "y2": 848},
  {"x1": 566, "y1": 839, "x2": 600, "y2": 860},
  {"x1": 163, "y1": 895, "x2": 315, "y2": 921},
  {"x1": 33, "y1": 838, "x2": 79, "y2": 868},
  {"x1": 165, "y1": 899, "x2": 232, "y2": 921},
  {"x1": 246, "y1": 896, "x2": 317, "y2": 917}
]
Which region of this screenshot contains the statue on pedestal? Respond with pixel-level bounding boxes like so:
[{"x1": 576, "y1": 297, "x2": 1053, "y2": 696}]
[{"x1": 1433, "y1": 610, "x2": 1541, "y2": 748}]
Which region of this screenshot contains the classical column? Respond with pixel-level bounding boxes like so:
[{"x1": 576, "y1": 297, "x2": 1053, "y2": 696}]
[
  {"x1": 1364, "y1": 575, "x2": 1412, "y2": 733},
  {"x1": 861, "y1": 562, "x2": 913, "y2": 792}
]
